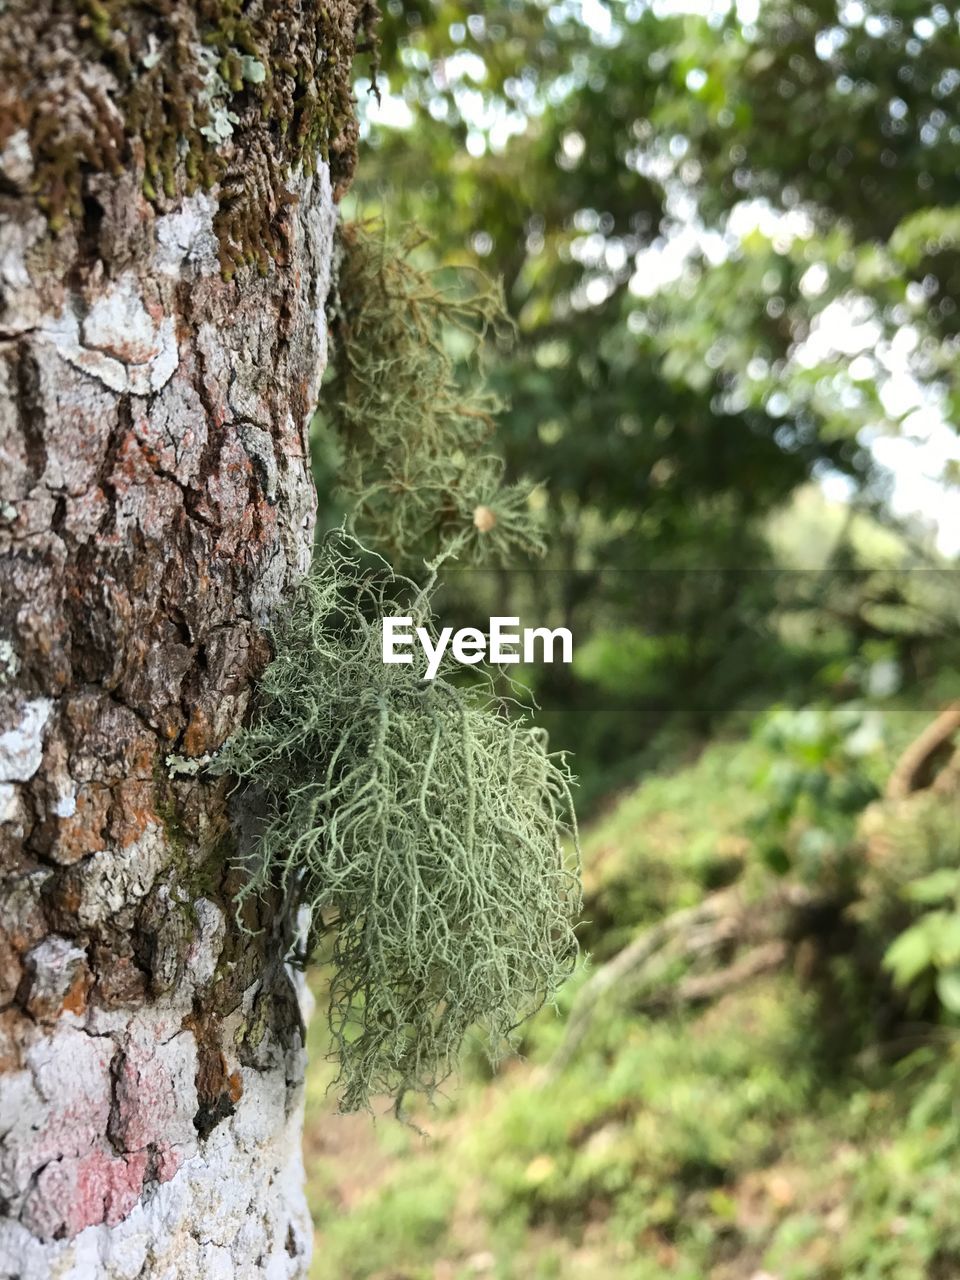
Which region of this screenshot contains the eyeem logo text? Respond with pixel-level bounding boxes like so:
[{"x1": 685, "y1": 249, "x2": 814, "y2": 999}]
[{"x1": 382, "y1": 617, "x2": 573, "y2": 681}]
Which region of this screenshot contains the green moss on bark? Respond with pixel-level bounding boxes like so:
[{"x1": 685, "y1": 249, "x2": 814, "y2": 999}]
[{"x1": 0, "y1": 0, "x2": 378, "y2": 274}]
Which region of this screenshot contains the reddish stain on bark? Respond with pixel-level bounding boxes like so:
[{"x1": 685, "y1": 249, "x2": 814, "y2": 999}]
[
  {"x1": 112, "y1": 1042, "x2": 178, "y2": 1152},
  {"x1": 79, "y1": 1149, "x2": 149, "y2": 1229},
  {"x1": 25, "y1": 1148, "x2": 148, "y2": 1239},
  {"x1": 151, "y1": 1141, "x2": 184, "y2": 1184}
]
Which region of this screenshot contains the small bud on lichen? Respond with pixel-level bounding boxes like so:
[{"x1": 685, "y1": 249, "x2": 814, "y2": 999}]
[{"x1": 473, "y1": 505, "x2": 497, "y2": 534}]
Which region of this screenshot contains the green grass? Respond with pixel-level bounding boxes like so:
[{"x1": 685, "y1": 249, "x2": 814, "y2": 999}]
[
  {"x1": 304, "y1": 678, "x2": 960, "y2": 1280},
  {"x1": 577, "y1": 733, "x2": 766, "y2": 958}
]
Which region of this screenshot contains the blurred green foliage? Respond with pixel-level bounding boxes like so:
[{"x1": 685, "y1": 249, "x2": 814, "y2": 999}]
[
  {"x1": 863, "y1": 792, "x2": 960, "y2": 1015},
  {"x1": 304, "y1": 680, "x2": 960, "y2": 1280},
  {"x1": 749, "y1": 699, "x2": 885, "y2": 880},
  {"x1": 317, "y1": 0, "x2": 960, "y2": 805},
  {"x1": 302, "y1": 1, "x2": 960, "y2": 1274}
]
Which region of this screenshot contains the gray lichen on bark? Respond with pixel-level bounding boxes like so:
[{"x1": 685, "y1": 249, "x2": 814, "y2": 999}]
[{"x1": 0, "y1": 3, "x2": 368, "y2": 1274}]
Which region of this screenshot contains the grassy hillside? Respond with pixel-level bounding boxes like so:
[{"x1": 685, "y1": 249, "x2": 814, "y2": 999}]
[{"x1": 303, "y1": 678, "x2": 960, "y2": 1280}]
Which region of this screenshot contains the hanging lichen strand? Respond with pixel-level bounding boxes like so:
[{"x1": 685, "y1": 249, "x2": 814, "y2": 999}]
[
  {"x1": 213, "y1": 536, "x2": 581, "y2": 1113},
  {"x1": 323, "y1": 221, "x2": 546, "y2": 566}
]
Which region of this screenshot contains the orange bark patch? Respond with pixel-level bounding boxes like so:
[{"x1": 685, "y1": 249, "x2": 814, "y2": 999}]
[
  {"x1": 182, "y1": 707, "x2": 212, "y2": 759},
  {"x1": 108, "y1": 779, "x2": 158, "y2": 848},
  {"x1": 60, "y1": 970, "x2": 90, "y2": 1017},
  {"x1": 227, "y1": 1070, "x2": 244, "y2": 1104},
  {"x1": 50, "y1": 783, "x2": 111, "y2": 864}
]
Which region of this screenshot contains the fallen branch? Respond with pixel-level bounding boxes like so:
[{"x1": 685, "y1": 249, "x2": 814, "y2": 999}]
[
  {"x1": 547, "y1": 892, "x2": 736, "y2": 1076},
  {"x1": 641, "y1": 939, "x2": 789, "y2": 1010},
  {"x1": 547, "y1": 884, "x2": 827, "y2": 1077},
  {"x1": 932, "y1": 745, "x2": 960, "y2": 797},
  {"x1": 885, "y1": 701, "x2": 960, "y2": 801}
]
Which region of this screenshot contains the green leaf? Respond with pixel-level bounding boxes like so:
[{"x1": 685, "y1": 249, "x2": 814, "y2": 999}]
[
  {"x1": 930, "y1": 913, "x2": 960, "y2": 969},
  {"x1": 884, "y1": 924, "x2": 935, "y2": 988},
  {"x1": 936, "y1": 970, "x2": 960, "y2": 1015},
  {"x1": 760, "y1": 842, "x2": 791, "y2": 876},
  {"x1": 904, "y1": 869, "x2": 960, "y2": 906}
]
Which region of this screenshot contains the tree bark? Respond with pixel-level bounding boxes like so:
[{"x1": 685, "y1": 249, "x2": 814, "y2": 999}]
[{"x1": 0, "y1": 4, "x2": 369, "y2": 1274}]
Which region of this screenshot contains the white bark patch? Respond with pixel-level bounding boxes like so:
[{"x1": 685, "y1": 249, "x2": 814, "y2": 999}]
[
  {"x1": 237, "y1": 423, "x2": 278, "y2": 503},
  {"x1": 76, "y1": 825, "x2": 166, "y2": 930},
  {"x1": 53, "y1": 782, "x2": 77, "y2": 818},
  {"x1": 0, "y1": 698, "x2": 53, "y2": 782},
  {"x1": 154, "y1": 193, "x2": 220, "y2": 277},
  {"x1": 139, "y1": 374, "x2": 209, "y2": 486},
  {"x1": 0, "y1": 212, "x2": 46, "y2": 335},
  {"x1": 184, "y1": 899, "x2": 226, "y2": 988},
  {"x1": 0, "y1": 1026, "x2": 311, "y2": 1280},
  {"x1": 0, "y1": 1025, "x2": 115, "y2": 1207},
  {"x1": 43, "y1": 284, "x2": 179, "y2": 396},
  {"x1": 0, "y1": 781, "x2": 18, "y2": 822},
  {"x1": 20, "y1": 936, "x2": 87, "y2": 1015},
  {"x1": 0, "y1": 639, "x2": 19, "y2": 683},
  {"x1": 296, "y1": 167, "x2": 337, "y2": 407},
  {"x1": 0, "y1": 129, "x2": 34, "y2": 189}
]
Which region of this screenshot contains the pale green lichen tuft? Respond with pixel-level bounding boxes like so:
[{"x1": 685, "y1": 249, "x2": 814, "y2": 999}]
[
  {"x1": 320, "y1": 221, "x2": 546, "y2": 567},
  {"x1": 213, "y1": 534, "x2": 581, "y2": 1113}
]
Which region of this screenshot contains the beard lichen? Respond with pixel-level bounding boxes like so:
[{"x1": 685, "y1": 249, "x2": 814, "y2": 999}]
[
  {"x1": 213, "y1": 535, "x2": 581, "y2": 1113},
  {"x1": 319, "y1": 221, "x2": 546, "y2": 568}
]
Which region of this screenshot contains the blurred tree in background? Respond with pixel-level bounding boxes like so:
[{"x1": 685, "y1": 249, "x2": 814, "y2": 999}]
[
  {"x1": 316, "y1": 0, "x2": 959, "y2": 804},
  {"x1": 304, "y1": 6, "x2": 960, "y2": 1277}
]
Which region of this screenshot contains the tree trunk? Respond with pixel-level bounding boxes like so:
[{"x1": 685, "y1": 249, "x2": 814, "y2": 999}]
[{"x1": 0, "y1": 4, "x2": 369, "y2": 1274}]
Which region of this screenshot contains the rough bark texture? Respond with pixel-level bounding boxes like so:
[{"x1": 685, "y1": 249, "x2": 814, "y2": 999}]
[{"x1": 0, "y1": 4, "x2": 368, "y2": 1275}]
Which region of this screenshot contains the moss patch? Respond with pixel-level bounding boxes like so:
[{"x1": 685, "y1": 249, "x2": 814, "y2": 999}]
[{"x1": 0, "y1": 0, "x2": 378, "y2": 274}]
